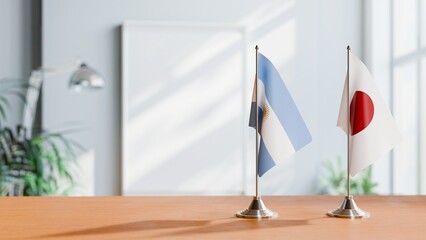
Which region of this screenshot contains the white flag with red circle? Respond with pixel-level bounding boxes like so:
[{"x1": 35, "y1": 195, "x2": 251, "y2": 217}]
[{"x1": 337, "y1": 52, "x2": 401, "y2": 176}]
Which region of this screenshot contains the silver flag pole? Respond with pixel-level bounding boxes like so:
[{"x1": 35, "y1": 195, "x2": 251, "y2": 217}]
[
  {"x1": 236, "y1": 45, "x2": 277, "y2": 219},
  {"x1": 327, "y1": 46, "x2": 370, "y2": 219}
]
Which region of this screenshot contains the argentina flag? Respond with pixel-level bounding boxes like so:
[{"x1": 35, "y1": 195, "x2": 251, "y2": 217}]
[{"x1": 249, "y1": 53, "x2": 312, "y2": 177}]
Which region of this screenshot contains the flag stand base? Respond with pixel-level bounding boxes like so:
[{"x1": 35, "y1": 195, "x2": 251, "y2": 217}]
[
  {"x1": 327, "y1": 195, "x2": 370, "y2": 219},
  {"x1": 236, "y1": 196, "x2": 278, "y2": 219}
]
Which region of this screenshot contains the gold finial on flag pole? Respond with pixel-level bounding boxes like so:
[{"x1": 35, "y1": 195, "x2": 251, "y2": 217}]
[
  {"x1": 327, "y1": 46, "x2": 370, "y2": 219},
  {"x1": 236, "y1": 45, "x2": 277, "y2": 219}
]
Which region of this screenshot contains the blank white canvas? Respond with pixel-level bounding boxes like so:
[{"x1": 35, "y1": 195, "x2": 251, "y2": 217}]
[{"x1": 121, "y1": 22, "x2": 247, "y2": 195}]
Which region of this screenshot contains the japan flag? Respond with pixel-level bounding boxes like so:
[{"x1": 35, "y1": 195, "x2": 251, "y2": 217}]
[{"x1": 337, "y1": 52, "x2": 401, "y2": 176}]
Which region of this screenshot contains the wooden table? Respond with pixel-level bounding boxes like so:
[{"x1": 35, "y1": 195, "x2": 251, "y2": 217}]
[{"x1": 1, "y1": 196, "x2": 425, "y2": 239}]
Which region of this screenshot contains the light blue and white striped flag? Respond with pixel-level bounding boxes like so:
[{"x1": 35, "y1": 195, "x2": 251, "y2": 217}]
[{"x1": 249, "y1": 53, "x2": 312, "y2": 177}]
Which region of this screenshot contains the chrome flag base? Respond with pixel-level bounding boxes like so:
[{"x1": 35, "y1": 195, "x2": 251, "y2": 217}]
[
  {"x1": 236, "y1": 196, "x2": 278, "y2": 219},
  {"x1": 327, "y1": 195, "x2": 370, "y2": 219}
]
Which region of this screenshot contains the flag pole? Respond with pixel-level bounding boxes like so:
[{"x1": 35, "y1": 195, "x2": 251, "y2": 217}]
[
  {"x1": 255, "y1": 45, "x2": 259, "y2": 198},
  {"x1": 346, "y1": 45, "x2": 351, "y2": 198},
  {"x1": 326, "y1": 46, "x2": 370, "y2": 219},
  {"x1": 236, "y1": 45, "x2": 277, "y2": 219}
]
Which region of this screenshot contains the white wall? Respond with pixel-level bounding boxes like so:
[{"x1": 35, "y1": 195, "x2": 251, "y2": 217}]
[
  {"x1": 42, "y1": 0, "x2": 363, "y2": 195},
  {"x1": 364, "y1": 0, "x2": 393, "y2": 194},
  {"x1": 0, "y1": 0, "x2": 32, "y2": 127},
  {"x1": 316, "y1": 0, "x2": 364, "y2": 191},
  {"x1": 365, "y1": 0, "x2": 426, "y2": 195}
]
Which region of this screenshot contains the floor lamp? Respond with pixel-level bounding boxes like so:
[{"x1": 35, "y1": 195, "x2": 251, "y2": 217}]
[{"x1": 22, "y1": 60, "x2": 105, "y2": 137}]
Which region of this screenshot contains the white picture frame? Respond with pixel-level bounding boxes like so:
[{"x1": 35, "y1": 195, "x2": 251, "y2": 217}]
[{"x1": 121, "y1": 21, "x2": 248, "y2": 195}]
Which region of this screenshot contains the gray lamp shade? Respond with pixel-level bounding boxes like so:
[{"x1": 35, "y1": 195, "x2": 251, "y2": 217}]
[{"x1": 69, "y1": 63, "x2": 104, "y2": 90}]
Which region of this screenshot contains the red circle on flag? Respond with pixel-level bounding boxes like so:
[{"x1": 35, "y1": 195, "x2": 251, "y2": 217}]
[{"x1": 350, "y1": 91, "x2": 374, "y2": 136}]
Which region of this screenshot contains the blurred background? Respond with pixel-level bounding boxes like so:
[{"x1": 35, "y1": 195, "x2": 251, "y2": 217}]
[{"x1": 0, "y1": 0, "x2": 424, "y2": 196}]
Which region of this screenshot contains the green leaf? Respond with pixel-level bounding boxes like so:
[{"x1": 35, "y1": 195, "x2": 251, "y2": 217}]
[
  {"x1": 0, "y1": 96, "x2": 11, "y2": 109},
  {"x1": 0, "y1": 123, "x2": 80, "y2": 196}
]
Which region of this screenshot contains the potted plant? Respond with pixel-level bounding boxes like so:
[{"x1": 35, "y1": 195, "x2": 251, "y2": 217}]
[
  {"x1": 0, "y1": 79, "x2": 81, "y2": 196},
  {"x1": 318, "y1": 156, "x2": 378, "y2": 195}
]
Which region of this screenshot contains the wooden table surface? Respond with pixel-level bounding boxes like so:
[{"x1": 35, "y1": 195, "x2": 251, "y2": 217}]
[{"x1": 1, "y1": 196, "x2": 425, "y2": 239}]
